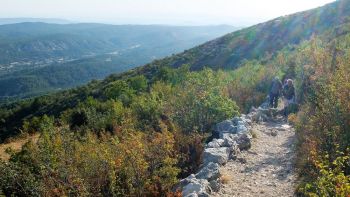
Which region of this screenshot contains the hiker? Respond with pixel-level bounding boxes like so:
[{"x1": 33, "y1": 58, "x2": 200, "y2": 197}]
[
  {"x1": 269, "y1": 76, "x2": 283, "y2": 108},
  {"x1": 282, "y1": 79, "x2": 296, "y2": 115},
  {"x1": 283, "y1": 79, "x2": 288, "y2": 90}
]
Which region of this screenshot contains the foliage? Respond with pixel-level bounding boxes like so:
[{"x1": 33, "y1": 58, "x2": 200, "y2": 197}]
[
  {"x1": 0, "y1": 67, "x2": 240, "y2": 196},
  {"x1": 227, "y1": 60, "x2": 281, "y2": 112},
  {"x1": 103, "y1": 80, "x2": 136, "y2": 106},
  {"x1": 292, "y1": 37, "x2": 350, "y2": 196},
  {"x1": 22, "y1": 115, "x2": 54, "y2": 134},
  {"x1": 61, "y1": 97, "x2": 125, "y2": 133},
  {"x1": 299, "y1": 151, "x2": 350, "y2": 197},
  {"x1": 0, "y1": 127, "x2": 181, "y2": 196}
]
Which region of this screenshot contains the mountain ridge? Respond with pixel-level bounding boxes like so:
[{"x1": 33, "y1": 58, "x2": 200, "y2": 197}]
[
  {"x1": 120, "y1": 0, "x2": 348, "y2": 76},
  {"x1": 0, "y1": 18, "x2": 73, "y2": 25}
]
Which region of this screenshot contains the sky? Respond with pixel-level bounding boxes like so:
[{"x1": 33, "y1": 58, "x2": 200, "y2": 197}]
[{"x1": 0, "y1": 0, "x2": 336, "y2": 26}]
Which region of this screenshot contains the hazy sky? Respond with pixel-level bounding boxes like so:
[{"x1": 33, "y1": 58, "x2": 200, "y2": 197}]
[{"x1": 0, "y1": 0, "x2": 335, "y2": 26}]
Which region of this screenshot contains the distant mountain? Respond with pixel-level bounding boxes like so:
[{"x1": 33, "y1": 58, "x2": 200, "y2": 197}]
[
  {"x1": 123, "y1": 0, "x2": 349, "y2": 74},
  {"x1": 0, "y1": 23, "x2": 237, "y2": 66},
  {"x1": 0, "y1": 23, "x2": 238, "y2": 100},
  {"x1": 0, "y1": 18, "x2": 73, "y2": 25}
]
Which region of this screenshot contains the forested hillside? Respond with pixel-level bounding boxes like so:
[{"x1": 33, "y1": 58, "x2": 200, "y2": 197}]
[
  {"x1": 0, "y1": 23, "x2": 236, "y2": 66},
  {"x1": 0, "y1": 0, "x2": 349, "y2": 196},
  {"x1": 0, "y1": 23, "x2": 237, "y2": 100}
]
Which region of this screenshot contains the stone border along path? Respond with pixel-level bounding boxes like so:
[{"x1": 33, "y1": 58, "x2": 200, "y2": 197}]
[{"x1": 177, "y1": 103, "x2": 297, "y2": 197}]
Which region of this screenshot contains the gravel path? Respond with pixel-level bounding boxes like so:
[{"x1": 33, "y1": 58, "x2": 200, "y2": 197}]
[{"x1": 212, "y1": 117, "x2": 297, "y2": 197}]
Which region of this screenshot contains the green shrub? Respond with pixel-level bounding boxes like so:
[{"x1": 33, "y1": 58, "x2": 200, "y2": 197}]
[
  {"x1": 293, "y1": 38, "x2": 350, "y2": 196},
  {"x1": 22, "y1": 115, "x2": 54, "y2": 134},
  {"x1": 61, "y1": 97, "x2": 125, "y2": 133}
]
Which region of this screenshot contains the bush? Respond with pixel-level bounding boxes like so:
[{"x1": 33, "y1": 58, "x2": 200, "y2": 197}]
[
  {"x1": 293, "y1": 38, "x2": 350, "y2": 196},
  {"x1": 0, "y1": 160, "x2": 43, "y2": 196},
  {"x1": 299, "y1": 151, "x2": 350, "y2": 197},
  {"x1": 22, "y1": 115, "x2": 54, "y2": 134},
  {"x1": 0, "y1": 128, "x2": 180, "y2": 196},
  {"x1": 103, "y1": 80, "x2": 135, "y2": 106},
  {"x1": 170, "y1": 69, "x2": 240, "y2": 133},
  {"x1": 61, "y1": 97, "x2": 125, "y2": 133},
  {"x1": 131, "y1": 94, "x2": 163, "y2": 131},
  {"x1": 227, "y1": 61, "x2": 280, "y2": 112}
]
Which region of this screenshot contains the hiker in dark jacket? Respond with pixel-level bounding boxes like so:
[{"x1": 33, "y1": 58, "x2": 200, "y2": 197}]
[
  {"x1": 283, "y1": 79, "x2": 295, "y2": 108},
  {"x1": 269, "y1": 77, "x2": 283, "y2": 108}
]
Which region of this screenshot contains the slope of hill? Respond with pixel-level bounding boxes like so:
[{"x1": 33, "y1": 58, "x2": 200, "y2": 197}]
[
  {"x1": 129, "y1": 0, "x2": 349, "y2": 71},
  {"x1": 0, "y1": 23, "x2": 238, "y2": 100}
]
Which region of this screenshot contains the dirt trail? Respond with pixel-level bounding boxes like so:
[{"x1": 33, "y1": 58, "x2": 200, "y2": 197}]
[
  {"x1": 0, "y1": 134, "x2": 39, "y2": 161},
  {"x1": 212, "y1": 116, "x2": 297, "y2": 197}
]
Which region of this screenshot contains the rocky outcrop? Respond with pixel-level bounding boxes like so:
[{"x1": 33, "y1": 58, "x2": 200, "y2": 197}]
[
  {"x1": 248, "y1": 100, "x2": 281, "y2": 122},
  {"x1": 177, "y1": 114, "x2": 253, "y2": 196}
]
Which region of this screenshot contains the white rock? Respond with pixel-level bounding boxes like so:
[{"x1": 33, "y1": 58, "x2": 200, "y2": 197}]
[
  {"x1": 184, "y1": 193, "x2": 198, "y2": 197},
  {"x1": 206, "y1": 139, "x2": 224, "y2": 148},
  {"x1": 182, "y1": 178, "x2": 209, "y2": 197},
  {"x1": 223, "y1": 135, "x2": 236, "y2": 147},
  {"x1": 198, "y1": 192, "x2": 210, "y2": 197},
  {"x1": 220, "y1": 133, "x2": 236, "y2": 140},
  {"x1": 231, "y1": 117, "x2": 243, "y2": 124},
  {"x1": 215, "y1": 120, "x2": 235, "y2": 132},
  {"x1": 196, "y1": 162, "x2": 221, "y2": 181},
  {"x1": 236, "y1": 125, "x2": 248, "y2": 133},
  {"x1": 203, "y1": 147, "x2": 231, "y2": 165}
]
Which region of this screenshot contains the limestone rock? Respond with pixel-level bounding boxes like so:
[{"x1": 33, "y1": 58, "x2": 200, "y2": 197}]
[
  {"x1": 176, "y1": 174, "x2": 196, "y2": 191},
  {"x1": 196, "y1": 162, "x2": 221, "y2": 181},
  {"x1": 203, "y1": 147, "x2": 231, "y2": 165},
  {"x1": 250, "y1": 107, "x2": 273, "y2": 122},
  {"x1": 236, "y1": 133, "x2": 252, "y2": 150},
  {"x1": 222, "y1": 134, "x2": 236, "y2": 147},
  {"x1": 209, "y1": 180, "x2": 221, "y2": 192},
  {"x1": 182, "y1": 178, "x2": 210, "y2": 197},
  {"x1": 206, "y1": 139, "x2": 224, "y2": 148},
  {"x1": 184, "y1": 193, "x2": 198, "y2": 197},
  {"x1": 198, "y1": 192, "x2": 210, "y2": 197},
  {"x1": 231, "y1": 117, "x2": 243, "y2": 125},
  {"x1": 215, "y1": 120, "x2": 236, "y2": 133},
  {"x1": 236, "y1": 124, "x2": 248, "y2": 133}
]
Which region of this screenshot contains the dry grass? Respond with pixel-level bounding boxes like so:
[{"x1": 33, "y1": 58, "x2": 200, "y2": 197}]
[
  {"x1": 0, "y1": 134, "x2": 39, "y2": 161},
  {"x1": 221, "y1": 174, "x2": 232, "y2": 184},
  {"x1": 287, "y1": 113, "x2": 298, "y2": 126},
  {"x1": 251, "y1": 129, "x2": 258, "y2": 138}
]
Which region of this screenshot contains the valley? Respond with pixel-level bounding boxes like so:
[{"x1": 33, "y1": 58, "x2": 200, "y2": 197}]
[{"x1": 0, "y1": 23, "x2": 239, "y2": 101}]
